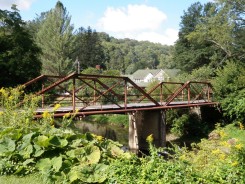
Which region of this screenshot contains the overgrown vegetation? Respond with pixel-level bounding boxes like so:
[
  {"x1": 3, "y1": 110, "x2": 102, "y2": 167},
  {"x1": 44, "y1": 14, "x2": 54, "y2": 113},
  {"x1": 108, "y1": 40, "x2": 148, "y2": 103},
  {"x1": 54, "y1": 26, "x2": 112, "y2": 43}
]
[
  {"x1": 0, "y1": 87, "x2": 131, "y2": 183},
  {"x1": 0, "y1": 83, "x2": 244, "y2": 183}
]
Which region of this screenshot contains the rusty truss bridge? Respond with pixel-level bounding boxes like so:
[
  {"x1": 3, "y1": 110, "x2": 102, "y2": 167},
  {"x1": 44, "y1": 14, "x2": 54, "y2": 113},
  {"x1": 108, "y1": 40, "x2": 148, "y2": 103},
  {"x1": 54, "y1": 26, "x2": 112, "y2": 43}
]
[{"x1": 23, "y1": 73, "x2": 218, "y2": 118}]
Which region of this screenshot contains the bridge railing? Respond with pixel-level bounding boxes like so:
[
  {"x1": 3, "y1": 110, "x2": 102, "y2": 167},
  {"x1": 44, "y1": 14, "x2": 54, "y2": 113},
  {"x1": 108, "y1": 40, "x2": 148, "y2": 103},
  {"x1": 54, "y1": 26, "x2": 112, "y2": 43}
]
[{"x1": 23, "y1": 73, "x2": 215, "y2": 113}]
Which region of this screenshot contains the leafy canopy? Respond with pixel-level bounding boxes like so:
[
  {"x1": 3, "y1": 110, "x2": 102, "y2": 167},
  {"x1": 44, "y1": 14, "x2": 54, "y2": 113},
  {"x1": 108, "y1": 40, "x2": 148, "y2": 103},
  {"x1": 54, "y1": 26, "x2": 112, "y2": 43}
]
[{"x1": 0, "y1": 7, "x2": 41, "y2": 87}]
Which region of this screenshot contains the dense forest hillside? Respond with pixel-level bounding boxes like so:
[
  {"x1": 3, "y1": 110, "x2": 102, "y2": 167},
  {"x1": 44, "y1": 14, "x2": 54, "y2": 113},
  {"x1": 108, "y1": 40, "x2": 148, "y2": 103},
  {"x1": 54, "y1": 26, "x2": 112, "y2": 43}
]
[{"x1": 98, "y1": 32, "x2": 174, "y2": 74}]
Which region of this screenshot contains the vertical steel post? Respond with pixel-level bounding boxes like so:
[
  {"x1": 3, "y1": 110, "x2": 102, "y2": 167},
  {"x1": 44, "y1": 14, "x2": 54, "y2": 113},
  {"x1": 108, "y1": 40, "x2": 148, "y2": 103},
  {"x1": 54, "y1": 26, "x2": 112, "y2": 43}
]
[
  {"x1": 207, "y1": 84, "x2": 210, "y2": 102},
  {"x1": 72, "y1": 77, "x2": 76, "y2": 113},
  {"x1": 182, "y1": 89, "x2": 184, "y2": 101},
  {"x1": 42, "y1": 84, "x2": 44, "y2": 108},
  {"x1": 93, "y1": 80, "x2": 96, "y2": 105},
  {"x1": 187, "y1": 83, "x2": 190, "y2": 103},
  {"x1": 160, "y1": 83, "x2": 163, "y2": 105},
  {"x1": 124, "y1": 80, "x2": 127, "y2": 109}
]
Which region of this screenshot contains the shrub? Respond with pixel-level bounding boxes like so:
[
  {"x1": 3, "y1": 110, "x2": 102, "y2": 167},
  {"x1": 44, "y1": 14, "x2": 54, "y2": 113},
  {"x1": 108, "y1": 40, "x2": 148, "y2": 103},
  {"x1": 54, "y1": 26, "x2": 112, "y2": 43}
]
[{"x1": 0, "y1": 86, "x2": 39, "y2": 128}]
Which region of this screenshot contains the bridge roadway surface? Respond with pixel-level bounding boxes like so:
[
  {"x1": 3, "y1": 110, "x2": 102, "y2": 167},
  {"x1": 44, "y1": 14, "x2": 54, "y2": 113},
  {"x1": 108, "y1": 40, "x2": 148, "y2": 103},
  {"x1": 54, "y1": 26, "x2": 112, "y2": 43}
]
[{"x1": 35, "y1": 100, "x2": 217, "y2": 117}]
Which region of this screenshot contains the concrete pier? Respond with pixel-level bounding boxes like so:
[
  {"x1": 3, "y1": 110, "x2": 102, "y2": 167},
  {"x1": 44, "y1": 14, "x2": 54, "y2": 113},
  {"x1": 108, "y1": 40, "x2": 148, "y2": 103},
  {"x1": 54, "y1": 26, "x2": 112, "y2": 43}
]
[{"x1": 128, "y1": 110, "x2": 166, "y2": 152}]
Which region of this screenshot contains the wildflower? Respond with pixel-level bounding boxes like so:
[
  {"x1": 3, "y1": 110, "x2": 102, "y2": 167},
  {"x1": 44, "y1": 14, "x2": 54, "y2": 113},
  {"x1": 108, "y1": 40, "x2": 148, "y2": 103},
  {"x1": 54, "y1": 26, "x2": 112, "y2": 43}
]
[
  {"x1": 212, "y1": 149, "x2": 221, "y2": 155},
  {"x1": 146, "y1": 134, "x2": 154, "y2": 143},
  {"x1": 8, "y1": 95, "x2": 14, "y2": 101},
  {"x1": 0, "y1": 88, "x2": 5, "y2": 94},
  {"x1": 231, "y1": 161, "x2": 238, "y2": 167},
  {"x1": 235, "y1": 143, "x2": 243, "y2": 150},
  {"x1": 219, "y1": 153, "x2": 226, "y2": 160},
  {"x1": 239, "y1": 122, "x2": 244, "y2": 130},
  {"x1": 0, "y1": 112, "x2": 3, "y2": 116},
  {"x1": 220, "y1": 141, "x2": 231, "y2": 148},
  {"x1": 53, "y1": 104, "x2": 61, "y2": 111},
  {"x1": 42, "y1": 111, "x2": 51, "y2": 119},
  {"x1": 219, "y1": 130, "x2": 226, "y2": 138},
  {"x1": 96, "y1": 135, "x2": 103, "y2": 141},
  {"x1": 63, "y1": 112, "x2": 71, "y2": 118}
]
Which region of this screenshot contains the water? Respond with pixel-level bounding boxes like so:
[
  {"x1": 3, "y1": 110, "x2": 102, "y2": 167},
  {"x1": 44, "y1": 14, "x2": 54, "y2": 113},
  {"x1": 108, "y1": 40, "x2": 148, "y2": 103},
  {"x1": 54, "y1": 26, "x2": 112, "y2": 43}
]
[{"x1": 74, "y1": 121, "x2": 128, "y2": 146}]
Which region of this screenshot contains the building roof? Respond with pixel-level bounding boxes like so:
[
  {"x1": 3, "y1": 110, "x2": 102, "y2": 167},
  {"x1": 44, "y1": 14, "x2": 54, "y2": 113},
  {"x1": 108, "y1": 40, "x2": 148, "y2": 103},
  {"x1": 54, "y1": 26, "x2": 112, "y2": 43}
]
[
  {"x1": 132, "y1": 69, "x2": 162, "y2": 80},
  {"x1": 132, "y1": 69, "x2": 180, "y2": 80}
]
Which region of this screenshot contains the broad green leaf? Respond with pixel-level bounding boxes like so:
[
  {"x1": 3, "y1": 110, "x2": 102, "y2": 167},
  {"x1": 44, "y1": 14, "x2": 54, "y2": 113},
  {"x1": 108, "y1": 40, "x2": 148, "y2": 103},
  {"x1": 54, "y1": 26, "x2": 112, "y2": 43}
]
[
  {"x1": 0, "y1": 137, "x2": 15, "y2": 156},
  {"x1": 34, "y1": 135, "x2": 49, "y2": 147},
  {"x1": 19, "y1": 144, "x2": 33, "y2": 159},
  {"x1": 66, "y1": 149, "x2": 75, "y2": 158},
  {"x1": 67, "y1": 146, "x2": 101, "y2": 164},
  {"x1": 59, "y1": 138, "x2": 68, "y2": 148},
  {"x1": 33, "y1": 144, "x2": 44, "y2": 157},
  {"x1": 73, "y1": 164, "x2": 108, "y2": 183},
  {"x1": 83, "y1": 145, "x2": 101, "y2": 164},
  {"x1": 51, "y1": 156, "x2": 62, "y2": 172},
  {"x1": 110, "y1": 145, "x2": 124, "y2": 157},
  {"x1": 71, "y1": 139, "x2": 82, "y2": 148},
  {"x1": 90, "y1": 164, "x2": 108, "y2": 183},
  {"x1": 36, "y1": 158, "x2": 52, "y2": 173},
  {"x1": 68, "y1": 170, "x2": 79, "y2": 182},
  {"x1": 49, "y1": 136, "x2": 68, "y2": 148},
  {"x1": 22, "y1": 132, "x2": 36, "y2": 143}
]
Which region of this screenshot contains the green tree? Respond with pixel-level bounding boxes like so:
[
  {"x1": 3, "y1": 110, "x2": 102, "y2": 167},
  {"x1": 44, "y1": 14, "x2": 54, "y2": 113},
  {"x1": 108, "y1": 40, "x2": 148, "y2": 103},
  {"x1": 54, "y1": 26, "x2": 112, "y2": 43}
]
[
  {"x1": 173, "y1": 2, "x2": 220, "y2": 72},
  {"x1": 0, "y1": 7, "x2": 41, "y2": 87},
  {"x1": 212, "y1": 61, "x2": 245, "y2": 122},
  {"x1": 35, "y1": 1, "x2": 75, "y2": 75},
  {"x1": 187, "y1": 0, "x2": 244, "y2": 64},
  {"x1": 74, "y1": 26, "x2": 105, "y2": 70}
]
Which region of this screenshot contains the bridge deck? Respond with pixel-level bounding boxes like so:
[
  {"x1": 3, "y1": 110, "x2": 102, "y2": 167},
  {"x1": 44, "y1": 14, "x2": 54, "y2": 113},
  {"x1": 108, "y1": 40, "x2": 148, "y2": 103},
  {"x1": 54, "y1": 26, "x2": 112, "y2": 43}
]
[{"x1": 35, "y1": 100, "x2": 218, "y2": 117}]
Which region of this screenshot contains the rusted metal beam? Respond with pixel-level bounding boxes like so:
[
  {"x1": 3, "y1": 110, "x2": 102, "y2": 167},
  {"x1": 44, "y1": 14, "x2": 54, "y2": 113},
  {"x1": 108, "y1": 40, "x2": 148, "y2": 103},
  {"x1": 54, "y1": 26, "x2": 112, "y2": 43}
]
[
  {"x1": 23, "y1": 75, "x2": 46, "y2": 87},
  {"x1": 36, "y1": 73, "x2": 76, "y2": 95},
  {"x1": 77, "y1": 73, "x2": 126, "y2": 79},
  {"x1": 126, "y1": 77, "x2": 160, "y2": 106},
  {"x1": 95, "y1": 78, "x2": 123, "y2": 100},
  {"x1": 34, "y1": 102, "x2": 219, "y2": 118},
  {"x1": 78, "y1": 78, "x2": 122, "y2": 109},
  {"x1": 165, "y1": 81, "x2": 190, "y2": 106},
  {"x1": 137, "y1": 82, "x2": 162, "y2": 103}
]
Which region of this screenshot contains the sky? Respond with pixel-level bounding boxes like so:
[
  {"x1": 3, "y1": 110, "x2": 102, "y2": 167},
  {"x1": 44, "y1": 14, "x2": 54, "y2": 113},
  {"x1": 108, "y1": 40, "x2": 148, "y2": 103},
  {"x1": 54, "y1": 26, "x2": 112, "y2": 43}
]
[{"x1": 0, "y1": 0, "x2": 212, "y2": 45}]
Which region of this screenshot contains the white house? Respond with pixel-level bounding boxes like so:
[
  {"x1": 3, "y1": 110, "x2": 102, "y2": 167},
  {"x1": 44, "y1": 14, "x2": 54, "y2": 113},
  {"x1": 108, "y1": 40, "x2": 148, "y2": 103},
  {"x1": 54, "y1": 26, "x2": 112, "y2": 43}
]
[{"x1": 126, "y1": 68, "x2": 180, "y2": 87}]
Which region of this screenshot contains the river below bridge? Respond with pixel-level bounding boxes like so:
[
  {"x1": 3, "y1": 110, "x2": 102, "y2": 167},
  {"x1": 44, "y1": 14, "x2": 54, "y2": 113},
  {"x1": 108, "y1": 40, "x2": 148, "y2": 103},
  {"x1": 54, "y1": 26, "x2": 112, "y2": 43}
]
[{"x1": 73, "y1": 121, "x2": 129, "y2": 146}]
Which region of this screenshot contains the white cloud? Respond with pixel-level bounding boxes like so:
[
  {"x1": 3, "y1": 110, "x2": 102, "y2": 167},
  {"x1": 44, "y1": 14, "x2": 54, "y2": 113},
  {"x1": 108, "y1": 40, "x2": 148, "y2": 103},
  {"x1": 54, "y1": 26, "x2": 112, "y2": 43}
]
[
  {"x1": 0, "y1": 0, "x2": 35, "y2": 10},
  {"x1": 98, "y1": 4, "x2": 166, "y2": 32},
  {"x1": 97, "y1": 4, "x2": 178, "y2": 45}
]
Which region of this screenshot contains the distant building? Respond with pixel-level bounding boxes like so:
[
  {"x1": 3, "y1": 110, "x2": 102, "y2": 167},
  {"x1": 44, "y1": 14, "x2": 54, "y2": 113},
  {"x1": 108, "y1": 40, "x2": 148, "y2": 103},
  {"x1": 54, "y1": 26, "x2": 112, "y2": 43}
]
[{"x1": 125, "y1": 69, "x2": 180, "y2": 87}]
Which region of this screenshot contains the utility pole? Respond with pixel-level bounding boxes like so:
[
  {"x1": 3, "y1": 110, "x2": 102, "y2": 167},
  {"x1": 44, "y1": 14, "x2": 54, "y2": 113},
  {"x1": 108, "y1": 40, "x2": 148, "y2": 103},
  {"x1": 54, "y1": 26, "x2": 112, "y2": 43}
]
[{"x1": 75, "y1": 57, "x2": 80, "y2": 74}]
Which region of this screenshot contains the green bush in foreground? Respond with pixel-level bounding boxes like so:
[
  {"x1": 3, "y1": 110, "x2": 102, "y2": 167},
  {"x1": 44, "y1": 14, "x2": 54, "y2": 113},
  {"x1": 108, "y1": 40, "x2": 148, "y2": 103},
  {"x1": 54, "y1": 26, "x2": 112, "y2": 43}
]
[
  {"x1": 0, "y1": 126, "x2": 131, "y2": 183},
  {"x1": 0, "y1": 123, "x2": 244, "y2": 184}
]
